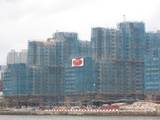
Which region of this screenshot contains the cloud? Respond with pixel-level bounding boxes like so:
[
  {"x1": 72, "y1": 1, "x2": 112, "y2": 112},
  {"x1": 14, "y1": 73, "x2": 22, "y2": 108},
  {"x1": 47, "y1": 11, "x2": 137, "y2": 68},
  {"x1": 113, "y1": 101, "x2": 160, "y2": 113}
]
[
  {"x1": 0, "y1": 0, "x2": 160, "y2": 65},
  {"x1": 0, "y1": 0, "x2": 88, "y2": 21}
]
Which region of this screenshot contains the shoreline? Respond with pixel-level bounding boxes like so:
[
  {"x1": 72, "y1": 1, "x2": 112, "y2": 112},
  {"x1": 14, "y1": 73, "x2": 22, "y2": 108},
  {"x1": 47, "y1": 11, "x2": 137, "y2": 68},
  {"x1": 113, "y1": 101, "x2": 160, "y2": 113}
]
[
  {"x1": 0, "y1": 109, "x2": 159, "y2": 116},
  {"x1": 0, "y1": 101, "x2": 160, "y2": 116}
]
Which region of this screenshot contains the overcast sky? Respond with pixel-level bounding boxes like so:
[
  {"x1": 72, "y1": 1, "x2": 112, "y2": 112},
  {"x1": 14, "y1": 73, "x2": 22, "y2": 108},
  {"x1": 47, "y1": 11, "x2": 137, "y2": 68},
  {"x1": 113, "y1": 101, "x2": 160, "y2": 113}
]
[{"x1": 0, "y1": 0, "x2": 160, "y2": 65}]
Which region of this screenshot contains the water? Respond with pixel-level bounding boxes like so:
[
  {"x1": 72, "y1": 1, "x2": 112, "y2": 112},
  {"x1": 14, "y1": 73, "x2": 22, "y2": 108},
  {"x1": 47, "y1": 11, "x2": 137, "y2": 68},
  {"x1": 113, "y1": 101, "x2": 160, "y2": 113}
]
[{"x1": 0, "y1": 115, "x2": 159, "y2": 120}]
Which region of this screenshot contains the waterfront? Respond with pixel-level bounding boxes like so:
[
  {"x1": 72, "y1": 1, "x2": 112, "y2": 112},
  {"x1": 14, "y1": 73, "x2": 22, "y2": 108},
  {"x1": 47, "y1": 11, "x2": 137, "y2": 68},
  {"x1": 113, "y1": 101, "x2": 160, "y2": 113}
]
[
  {"x1": 0, "y1": 101, "x2": 159, "y2": 116},
  {"x1": 0, "y1": 115, "x2": 159, "y2": 120}
]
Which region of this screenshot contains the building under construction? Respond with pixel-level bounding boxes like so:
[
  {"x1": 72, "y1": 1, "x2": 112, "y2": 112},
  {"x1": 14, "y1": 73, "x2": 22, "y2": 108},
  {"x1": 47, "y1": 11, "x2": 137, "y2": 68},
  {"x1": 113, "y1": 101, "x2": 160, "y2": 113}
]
[
  {"x1": 3, "y1": 21, "x2": 147, "y2": 106},
  {"x1": 64, "y1": 57, "x2": 97, "y2": 105},
  {"x1": 91, "y1": 22, "x2": 145, "y2": 102}
]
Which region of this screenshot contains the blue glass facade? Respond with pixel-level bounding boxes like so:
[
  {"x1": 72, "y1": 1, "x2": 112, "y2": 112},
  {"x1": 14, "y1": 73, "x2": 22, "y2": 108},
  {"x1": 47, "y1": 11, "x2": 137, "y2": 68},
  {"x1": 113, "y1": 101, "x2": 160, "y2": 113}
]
[
  {"x1": 118, "y1": 22, "x2": 145, "y2": 98},
  {"x1": 4, "y1": 21, "x2": 159, "y2": 105},
  {"x1": 65, "y1": 57, "x2": 97, "y2": 94},
  {"x1": 145, "y1": 32, "x2": 160, "y2": 56},
  {"x1": 3, "y1": 64, "x2": 27, "y2": 96},
  {"x1": 54, "y1": 32, "x2": 80, "y2": 65},
  {"x1": 25, "y1": 32, "x2": 80, "y2": 104},
  {"x1": 144, "y1": 49, "x2": 160, "y2": 92},
  {"x1": 144, "y1": 31, "x2": 160, "y2": 100},
  {"x1": 64, "y1": 57, "x2": 97, "y2": 103},
  {"x1": 90, "y1": 22, "x2": 145, "y2": 101},
  {"x1": 118, "y1": 22, "x2": 145, "y2": 61}
]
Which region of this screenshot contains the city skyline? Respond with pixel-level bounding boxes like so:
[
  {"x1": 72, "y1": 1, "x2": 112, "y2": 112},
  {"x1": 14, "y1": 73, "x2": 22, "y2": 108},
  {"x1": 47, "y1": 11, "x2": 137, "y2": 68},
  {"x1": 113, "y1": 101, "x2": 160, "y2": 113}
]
[
  {"x1": 3, "y1": 23, "x2": 146, "y2": 105},
  {"x1": 3, "y1": 20, "x2": 160, "y2": 105},
  {"x1": 0, "y1": 0, "x2": 160, "y2": 65}
]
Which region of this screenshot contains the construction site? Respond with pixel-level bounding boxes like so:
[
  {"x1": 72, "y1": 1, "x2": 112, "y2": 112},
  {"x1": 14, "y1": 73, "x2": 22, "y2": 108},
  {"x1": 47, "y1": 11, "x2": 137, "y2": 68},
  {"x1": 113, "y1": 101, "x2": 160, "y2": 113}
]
[{"x1": 2, "y1": 21, "x2": 160, "y2": 107}]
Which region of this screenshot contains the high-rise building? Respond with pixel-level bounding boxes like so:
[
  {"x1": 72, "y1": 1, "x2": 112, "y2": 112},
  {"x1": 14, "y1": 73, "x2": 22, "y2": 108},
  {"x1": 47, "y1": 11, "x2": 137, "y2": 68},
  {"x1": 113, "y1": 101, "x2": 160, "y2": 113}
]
[
  {"x1": 53, "y1": 32, "x2": 80, "y2": 65},
  {"x1": 27, "y1": 40, "x2": 55, "y2": 66},
  {"x1": 64, "y1": 57, "x2": 97, "y2": 104},
  {"x1": 7, "y1": 49, "x2": 27, "y2": 65},
  {"x1": 0, "y1": 65, "x2": 6, "y2": 92},
  {"x1": 0, "y1": 65, "x2": 6, "y2": 80},
  {"x1": 145, "y1": 32, "x2": 160, "y2": 56},
  {"x1": 27, "y1": 65, "x2": 64, "y2": 105},
  {"x1": 79, "y1": 41, "x2": 92, "y2": 57},
  {"x1": 25, "y1": 32, "x2": 81, "y2": 105},
  {"x1": 91, "y1": 27, "x2": 129, "y2": 101},
  {"x1": 91, "y1": 28, "x2": 120, "y2": 61},
  {"x1": 144, "y1": 48, "x2": 160, "y2": 101},
  {"x1": 27, "y1": 39, "x2": 64, "y2": 105},
  {"x1": 3, "y1": 21, "x2": 150, "y2": 105},
  {"x1": 3, "y1": 64, "x2": 27, "y2": 96},
  {"x1": 91, "y1": 22, "x2": 145, "y2": 101},
  {"x1": 118, "y1": 22, "x2": 145, "y2": 99},
  {"x1": 7, "y1": 50, "x2": 19, "y2": 65},
  {"x1": 118, "y1": 22, "x2": 145, "y2": 61},
  {"x1": 19, "y1": 49, "x2": 27, "y2": 64},
  {"x1": 144, "y1": 31, "x2": 160, "y2": 101}
]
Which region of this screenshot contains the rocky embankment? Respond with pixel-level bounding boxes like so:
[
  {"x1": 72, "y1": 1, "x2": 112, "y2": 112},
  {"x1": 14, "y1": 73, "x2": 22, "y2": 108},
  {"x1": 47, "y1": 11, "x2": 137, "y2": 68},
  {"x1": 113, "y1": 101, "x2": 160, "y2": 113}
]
[{"x1": 0, "y1": 102, "x2": 160, "y2": 116}]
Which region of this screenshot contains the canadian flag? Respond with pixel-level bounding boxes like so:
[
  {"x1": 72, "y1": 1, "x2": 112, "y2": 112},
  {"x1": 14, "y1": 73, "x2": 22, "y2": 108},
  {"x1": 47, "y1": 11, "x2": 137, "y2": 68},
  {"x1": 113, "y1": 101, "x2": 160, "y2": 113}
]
[{"x1": 72, "y1": 57, "x2": 84, "y2": 67}]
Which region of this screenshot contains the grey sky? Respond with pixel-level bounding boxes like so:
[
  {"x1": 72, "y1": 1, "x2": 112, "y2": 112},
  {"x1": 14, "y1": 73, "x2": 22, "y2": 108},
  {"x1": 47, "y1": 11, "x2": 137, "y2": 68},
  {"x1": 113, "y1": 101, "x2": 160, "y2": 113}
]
[{"x1": 0, "y1": 0, "x2": 160, "y2": 65}]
